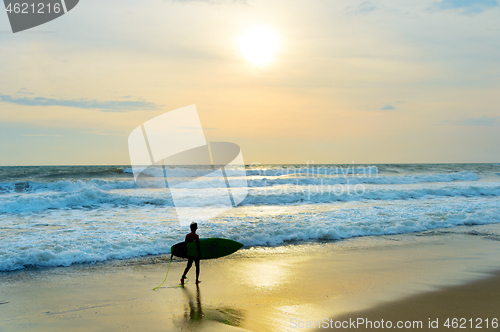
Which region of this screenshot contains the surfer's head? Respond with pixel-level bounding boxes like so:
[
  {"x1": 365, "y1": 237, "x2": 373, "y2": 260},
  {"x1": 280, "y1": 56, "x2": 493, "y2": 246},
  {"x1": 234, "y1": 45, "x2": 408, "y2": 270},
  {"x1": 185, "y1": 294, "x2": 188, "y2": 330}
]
[{"x1": 190, "y1": 222, "x2": 198, "y2": 232}]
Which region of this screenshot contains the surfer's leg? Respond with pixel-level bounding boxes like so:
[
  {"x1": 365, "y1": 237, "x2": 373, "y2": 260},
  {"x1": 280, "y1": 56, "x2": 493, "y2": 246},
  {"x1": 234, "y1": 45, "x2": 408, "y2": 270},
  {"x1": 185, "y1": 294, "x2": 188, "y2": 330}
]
[
  {"x1": 181, "y1": 258, "x2": 193, "y2": 284},
  {"x1": 194, "y1": 258, "x2": 200, "y2": 284}
]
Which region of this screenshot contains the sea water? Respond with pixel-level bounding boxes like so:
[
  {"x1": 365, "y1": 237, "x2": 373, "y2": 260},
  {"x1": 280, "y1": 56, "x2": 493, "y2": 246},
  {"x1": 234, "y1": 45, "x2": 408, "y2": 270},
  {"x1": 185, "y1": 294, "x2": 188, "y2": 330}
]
[{"x1": 0, "y1": 163, "x2": 499, "y2": 271}]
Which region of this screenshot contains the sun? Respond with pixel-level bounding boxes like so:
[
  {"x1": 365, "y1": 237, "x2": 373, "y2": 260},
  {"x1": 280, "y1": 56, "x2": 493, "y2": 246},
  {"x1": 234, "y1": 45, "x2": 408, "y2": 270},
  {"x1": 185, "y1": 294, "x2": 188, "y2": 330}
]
[{"x1": 239, "y1": 27, "x2": 279, "y2": 65}]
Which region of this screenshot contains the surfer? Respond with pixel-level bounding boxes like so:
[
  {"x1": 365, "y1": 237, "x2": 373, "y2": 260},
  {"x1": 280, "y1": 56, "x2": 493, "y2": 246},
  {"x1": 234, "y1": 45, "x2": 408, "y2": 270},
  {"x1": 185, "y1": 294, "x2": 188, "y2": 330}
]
[{"x1": 181, "y1": 222, "x2": 201, "y2": 285}]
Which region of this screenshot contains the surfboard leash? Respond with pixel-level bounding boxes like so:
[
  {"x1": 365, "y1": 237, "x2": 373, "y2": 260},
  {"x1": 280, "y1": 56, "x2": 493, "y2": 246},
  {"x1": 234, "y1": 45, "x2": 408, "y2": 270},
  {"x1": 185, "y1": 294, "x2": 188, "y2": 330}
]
[
  {"x1": 152, "y1": 254, "x2": 189, "y2": 290},
  {"x1": 152, "y1": 254, "x2": 173, "y2": 290}
]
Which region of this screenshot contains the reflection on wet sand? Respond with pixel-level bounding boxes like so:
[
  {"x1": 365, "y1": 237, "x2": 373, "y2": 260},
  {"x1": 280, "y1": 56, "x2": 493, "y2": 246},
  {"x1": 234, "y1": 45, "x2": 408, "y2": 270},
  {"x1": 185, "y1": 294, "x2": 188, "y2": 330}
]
[{"x1": 173, "y1": 284, "x2": 245, "y2": 330}]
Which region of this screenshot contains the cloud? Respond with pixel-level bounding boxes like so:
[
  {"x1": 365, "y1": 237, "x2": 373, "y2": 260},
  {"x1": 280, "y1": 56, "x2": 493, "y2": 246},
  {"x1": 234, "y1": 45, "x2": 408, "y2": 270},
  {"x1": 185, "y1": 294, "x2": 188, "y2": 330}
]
[
  {"x1": 0, "y1": 94, "x2": 162, "y2": 112},
  {"x1": 88, "y1": 130, "x2": 127, "y2": 136},
  {"x1": 20, "y1": 134, "x2": 63, "y2": 137},
  {"x1": 440, "y1": 116, "x2": 499, "y2": 126},
  {"x1": 345, "y1": 2, "x2": 377, "y2": 15},
  {"x1": 378, "y1": 105, "x2": 396, "y2": 110},
  {"x1": 179, "y1": 126, "x2": 219, "y2": 130},
  {"x1": 172, "y1": 0, "x2": 247, "y2": 4},
  {"x1": 17, "y1": 88, "x2": 34, "y2": 95},
  {"x1": 458, "y1": 115, "x2": 499, "y2": 126},
  {"x1": 430, "y1": 0, "x2": 498, "y2": 14}
]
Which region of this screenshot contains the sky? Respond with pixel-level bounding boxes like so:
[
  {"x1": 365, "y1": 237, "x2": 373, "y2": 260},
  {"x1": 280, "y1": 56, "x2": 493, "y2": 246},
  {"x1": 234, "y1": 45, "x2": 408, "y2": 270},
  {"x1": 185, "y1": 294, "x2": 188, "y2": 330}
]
[{"x1": 0, "y1": 0, "x2": 499, "y2": 165}]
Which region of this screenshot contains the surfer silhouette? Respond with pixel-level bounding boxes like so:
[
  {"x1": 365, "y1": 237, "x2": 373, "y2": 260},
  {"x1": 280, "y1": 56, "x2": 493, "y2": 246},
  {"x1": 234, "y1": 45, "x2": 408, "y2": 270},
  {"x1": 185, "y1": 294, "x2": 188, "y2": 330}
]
[{"x1": 181, "y1": 222, "x2": 201, "y2": 285}]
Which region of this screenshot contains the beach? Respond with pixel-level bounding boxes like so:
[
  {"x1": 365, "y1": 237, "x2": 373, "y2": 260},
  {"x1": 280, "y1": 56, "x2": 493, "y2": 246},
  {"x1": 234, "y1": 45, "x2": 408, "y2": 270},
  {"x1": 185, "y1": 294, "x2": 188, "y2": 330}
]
[
  {"x1": 2, "y1": 0, "x2": 500, "y2": 329},
  {"x1": 2, "y1": 222, "x2": 500, "y2": 331}
]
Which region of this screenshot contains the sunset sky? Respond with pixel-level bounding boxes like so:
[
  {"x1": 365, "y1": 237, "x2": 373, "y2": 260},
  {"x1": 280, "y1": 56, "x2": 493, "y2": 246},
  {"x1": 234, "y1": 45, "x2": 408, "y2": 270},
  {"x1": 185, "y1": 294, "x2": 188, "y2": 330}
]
[{"x1": 0, "y1": 0, "x2": 499, "y2": 165}]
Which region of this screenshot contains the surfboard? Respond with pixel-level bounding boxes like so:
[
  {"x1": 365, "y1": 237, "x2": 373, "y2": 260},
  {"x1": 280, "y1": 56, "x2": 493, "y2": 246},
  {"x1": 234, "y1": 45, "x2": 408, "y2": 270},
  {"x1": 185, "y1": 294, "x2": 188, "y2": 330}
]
[{"x1": 171, "y1": 238, "x2": 243, "y2": 260}]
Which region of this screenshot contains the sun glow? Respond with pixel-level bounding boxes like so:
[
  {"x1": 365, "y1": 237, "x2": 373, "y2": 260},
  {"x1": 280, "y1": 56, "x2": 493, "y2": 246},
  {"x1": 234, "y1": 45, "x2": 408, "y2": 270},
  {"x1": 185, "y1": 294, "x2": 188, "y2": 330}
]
[{"x1": 239, "y1": 27, "x2": 279, "y2": 65}]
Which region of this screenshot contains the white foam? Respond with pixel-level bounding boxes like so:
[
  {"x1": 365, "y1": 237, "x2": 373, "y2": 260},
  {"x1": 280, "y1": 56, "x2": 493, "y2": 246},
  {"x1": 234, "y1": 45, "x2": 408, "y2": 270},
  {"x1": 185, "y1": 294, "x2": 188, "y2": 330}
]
[
  {"x1": 0, "y1": 171, "x2": 479, "y2": 195},
  {"x1": 0, "y1": 164, "x2": 499, "y2": 271},
  {"x1": 1, "y1": 196, "x2": 499, "y2": 271},
  {"x1": 0, "y1": 180, "x2": 499, "y2": 214},
  {"x1": 246, "y1": 171, "x2": 479, "y2": 187}
]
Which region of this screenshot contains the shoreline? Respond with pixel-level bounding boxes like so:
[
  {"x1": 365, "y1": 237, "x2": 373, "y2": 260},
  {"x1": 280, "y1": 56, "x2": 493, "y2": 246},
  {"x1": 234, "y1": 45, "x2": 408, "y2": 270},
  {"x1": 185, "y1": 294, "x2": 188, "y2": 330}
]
[
  {"x1": 3, "y1": 219, "x2": 500, "y2": 274},
  {"x1": 2, "y1": 223, "x2": 500, "y2": 331}
]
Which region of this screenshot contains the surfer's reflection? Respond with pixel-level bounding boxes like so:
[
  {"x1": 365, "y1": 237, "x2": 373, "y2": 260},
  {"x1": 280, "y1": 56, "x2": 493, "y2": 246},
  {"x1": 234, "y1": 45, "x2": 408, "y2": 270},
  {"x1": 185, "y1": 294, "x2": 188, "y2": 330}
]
[
  {"x1": 172, "y1": 285, "x2": 245, "y2": 330},
  {"x1": 183, "y1": 284, "x2": 203, "y2": 322}
]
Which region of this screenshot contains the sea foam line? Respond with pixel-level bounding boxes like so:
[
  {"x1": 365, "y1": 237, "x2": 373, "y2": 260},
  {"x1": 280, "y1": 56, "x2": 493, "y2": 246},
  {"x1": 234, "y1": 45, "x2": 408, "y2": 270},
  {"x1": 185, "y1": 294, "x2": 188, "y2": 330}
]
[
  {"x1": 0, "y1": 182, "x2": 499, "y2": 214},
  {"x1": 1, "y1": 197, "x2": 499, "y2": 271},
  {"x1": 0, "y1": 171, "x2": 479, "y2": 194}
]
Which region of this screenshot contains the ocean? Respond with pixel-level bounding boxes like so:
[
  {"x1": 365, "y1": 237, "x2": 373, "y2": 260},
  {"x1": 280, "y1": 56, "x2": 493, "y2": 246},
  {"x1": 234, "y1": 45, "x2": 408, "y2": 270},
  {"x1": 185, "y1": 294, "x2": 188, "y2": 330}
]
[{"x1": 1, "y1": 163, "x2": 499, "y2": 272}]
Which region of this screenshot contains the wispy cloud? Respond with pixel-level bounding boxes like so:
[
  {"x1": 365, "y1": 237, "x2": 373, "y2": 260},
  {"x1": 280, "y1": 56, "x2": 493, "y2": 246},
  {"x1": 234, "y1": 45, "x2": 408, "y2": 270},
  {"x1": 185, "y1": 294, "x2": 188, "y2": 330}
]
[
  {"x1": 377, "y1": 105, "x2": 396, "y2": 110},
  {"x1": 440, "y1": 115, "x2": 499, "y2": 126},
  {"x1": 0, "y1": 94, "x2": 162, "y2": 112},
  {"x1": 458, "y1": 115, "x2": 499, "y2": 126},
  {"x1": 88, "y1": 130, "x2": 128, "y2": 136},
  {"x1": 172, "y1": 0, "x2": 247, "y2": 4},
  {"x1": 345, "y1": 2, "x2": 377, "y2": 15},
  {"x1": 430, "y1": 0, "x2": 498, "y2": 14},
  {"x1": 20, "y1": 134, "x2": 63, "y2": 137},
  {"x1": 179, "y1": 126, "x2": 219, "y2": 130},
  {"x1": 17, "y1": 88, "x2": 34, "y2": 95}
]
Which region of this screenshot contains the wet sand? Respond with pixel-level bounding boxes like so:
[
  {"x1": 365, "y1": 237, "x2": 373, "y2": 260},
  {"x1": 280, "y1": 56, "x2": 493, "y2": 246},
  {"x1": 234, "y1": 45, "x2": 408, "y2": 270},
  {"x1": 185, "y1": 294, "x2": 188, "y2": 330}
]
[
  {"x1": 2, "y1": 224, "x2": 500, "y2": 331},
  {"x1": 323, "y1": 272, "x2": 500, "y2": 331}
]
